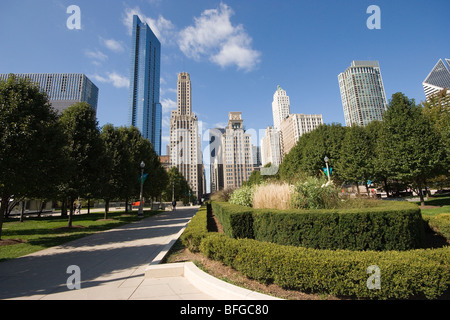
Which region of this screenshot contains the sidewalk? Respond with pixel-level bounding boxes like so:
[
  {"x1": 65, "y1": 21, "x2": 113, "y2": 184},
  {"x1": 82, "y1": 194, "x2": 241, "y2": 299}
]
[{"x1": 0, "y1": 206, "x2": 279, "y2": 300}]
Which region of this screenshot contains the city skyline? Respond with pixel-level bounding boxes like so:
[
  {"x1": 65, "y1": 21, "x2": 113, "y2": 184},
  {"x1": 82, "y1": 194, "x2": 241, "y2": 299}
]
[{"x1": 1, "y1": 1, "x2": 449, "y2": 157}]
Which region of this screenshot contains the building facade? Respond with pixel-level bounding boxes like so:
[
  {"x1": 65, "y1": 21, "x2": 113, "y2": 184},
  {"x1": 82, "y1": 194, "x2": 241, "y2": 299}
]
[
  {"x1": 222, "y1": 112, "x2": 253, "y2": 190},
  {"x1": 423, "y1": 58, "x2": 450, "y2": 99},
  {"x1": 280, "y1": 113, "x2": 323, "y2": 155},
  {"x1": 272, "y1": 85, "x2": 291, "y2": 130},
  {"x1": 261, "y1": 126, "x2": 282, "y2": 168},
  {"x1": 169, "y1": 72, "x2": 204, "y2": 199},
  {"x1": 128, "y1": 15, "x2": 162, "y2": 155},
  {"x1": 209, "y1": 128, "x2": 225, "y2": 193},
  {"x1": 0, "y1": 73, "x2": 98, "y2": 114},
  {"x1": 338, "y1": 61, "x2": 388, "y2": 127}
]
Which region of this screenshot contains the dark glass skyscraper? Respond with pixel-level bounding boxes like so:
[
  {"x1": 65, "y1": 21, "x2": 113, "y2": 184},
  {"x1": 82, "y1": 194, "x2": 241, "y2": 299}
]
[{"x1": 128, "y1": 15, "x2": 162, "y2": 155}]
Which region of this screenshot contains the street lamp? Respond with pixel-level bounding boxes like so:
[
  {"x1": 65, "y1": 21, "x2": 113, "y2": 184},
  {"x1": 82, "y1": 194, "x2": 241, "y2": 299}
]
[
  {"x1": 138, "y1": 161, "x2": 145, "y2": 218},
  {"x1": 324, "y1": 156, "x2": 331, "y2": 183}
]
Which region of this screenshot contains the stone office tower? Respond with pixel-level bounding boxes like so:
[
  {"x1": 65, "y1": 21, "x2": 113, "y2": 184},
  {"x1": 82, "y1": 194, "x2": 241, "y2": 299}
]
[{"x1": 169, "y1": 72, "x2": 204, "y2": 200}]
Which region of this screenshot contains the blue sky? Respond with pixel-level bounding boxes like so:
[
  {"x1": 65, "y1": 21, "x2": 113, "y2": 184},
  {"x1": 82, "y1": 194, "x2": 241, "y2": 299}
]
[{"x1": 1, "y1": 0, "x2": 449, "y2": 160}]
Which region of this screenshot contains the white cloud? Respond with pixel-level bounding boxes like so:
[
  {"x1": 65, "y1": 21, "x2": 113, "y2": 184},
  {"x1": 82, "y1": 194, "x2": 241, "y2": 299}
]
[
  {"x1": 178, "y1": 3, "x2": 261, "y2": 71},
  {"x1": 85, "y1": 49, "x2": 108, "y2": 62},
  {"x1": 123, "y1": 6, "x2": 176, "y2": 45},
  {"x1": 161, "y1": 97, "x2": 177, "y2": 114},
  {"x1": 101, "y1": 38, "x2": 124, "y2": 52},
  {"x1": 91, "y1": 72, "x2": 129, "y2": 89}
]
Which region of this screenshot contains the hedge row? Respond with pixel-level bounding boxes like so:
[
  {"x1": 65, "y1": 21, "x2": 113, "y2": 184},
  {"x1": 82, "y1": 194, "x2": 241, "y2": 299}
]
[
  {"x1": 211, "y1": 201, "x2": 425, "y2": 251},
  {"x1": 180, "y1": 205, "x2": 208, "y2": 252},
  {"x1": 199, "y1": 233, "x2": 450, "y2": 300}
]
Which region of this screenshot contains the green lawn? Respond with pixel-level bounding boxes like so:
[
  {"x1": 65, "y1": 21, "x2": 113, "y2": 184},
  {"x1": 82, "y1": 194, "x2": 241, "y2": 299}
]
[
  {"x1": 0, "y1": 210, "x2": 162, "y2": 262},
  {"x1": 417, "y1": 195, "x2": 450, "y2": 217}
]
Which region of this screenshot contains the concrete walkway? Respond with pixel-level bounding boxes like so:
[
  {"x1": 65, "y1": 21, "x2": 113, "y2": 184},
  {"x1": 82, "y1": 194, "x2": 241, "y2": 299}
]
[{"x1": 0, "y1": 206, "x2": 279, "y2": 300}]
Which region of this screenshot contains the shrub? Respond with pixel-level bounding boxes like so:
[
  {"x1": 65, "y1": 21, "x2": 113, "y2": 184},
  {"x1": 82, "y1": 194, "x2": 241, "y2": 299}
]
[
  {"x1": 200, "y1": 233, "x2": 450, "y2": 299},
  {"x1": 290, "y1": 176, "x2": 340, "y2": 209},
  {"x1": 212, "y1": 200, "x2": 426, "y2": 251},
  {"x1": 428, "y1": 214, "x2": 450, "y2": 240},
  {"x1": 229, "y1": 185, "x2": 255, "y2": 207},
  {"x1": 252, "y1": 183, "x2": 292, "y2": 210},
  {"x1": 210, "y1": 188, "x2": 235, "y2": 202},
  {"x1": 180, "y1": 205, "x2": 208, "y2": 252}
]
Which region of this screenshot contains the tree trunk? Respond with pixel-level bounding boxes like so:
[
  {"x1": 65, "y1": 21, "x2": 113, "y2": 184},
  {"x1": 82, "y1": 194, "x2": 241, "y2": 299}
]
[
  {"x1": 61, "y1": 199, "x2": 67, "y2": 218},
  {"x1": 104, "y1": 199, "x2": 110, "y2": 220},
  {"x1": 87, "y1": 198, "x2": 91, "y2": 214},
  {"x1": 125, "y1": 197, "x2": 129, "y2": 214},
  {"x1": 20, "y1": 200, "x2": 25, "y2": 222},
  {"x1": 68, "y1": 198, "x2": 75, "y2": 228},
  {"x1": 383, "y1": 178, "x2": 390, "y2": 198},
  {"x1": 417, "y1": 180, "x2": 425, "y2": 206}
]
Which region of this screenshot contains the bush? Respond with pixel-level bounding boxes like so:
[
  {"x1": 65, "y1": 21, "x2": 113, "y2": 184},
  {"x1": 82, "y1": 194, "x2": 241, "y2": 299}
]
[
  {"x1": 180, "y1": 205, "x2": 208, "y2": 252},
  {"x1": 210, "y1": 188, "x2": 234, "y2": 202},
  {"x1": 200, "y1": 233, "x2": 450, "y2": 299},
  {"x1": 428, "y1": 214, "x2": 450, "y2": 240},
  {"x1": 229, "y1": 185, "x2": 255, "y2": 207},
  {"x1": 290, "y1": 176, "x2": 340, "y2": 209},
  {"x1": 212, "y1": 200, "x2": 426, "y2": 251}
]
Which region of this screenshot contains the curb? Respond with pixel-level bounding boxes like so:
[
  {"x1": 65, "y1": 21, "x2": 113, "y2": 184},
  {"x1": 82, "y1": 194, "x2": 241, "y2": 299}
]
[{"x1": 145, "y1": 262, "x2": 281, "y2": 300}]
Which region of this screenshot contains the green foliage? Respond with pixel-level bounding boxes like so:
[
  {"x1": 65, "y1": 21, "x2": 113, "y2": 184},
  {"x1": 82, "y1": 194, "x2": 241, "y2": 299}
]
[
  {"x1": 229, "y1": 185, "x2": 255, "y2": 207},
  {"x1": 211, "y1": 201, "x2": 425, "y2": 251},
  {"x1": 290, "y1": 176, "x2": 339, "y2": 210},
  {"x1": 180, "y1": 205, "x2": 209, "y2": 252},
  {"x1": 0, "y1": 75, "x2": 65, "y2": 238},
  {"x1": 427, "y1": 214, "x2": 450, "y2": 240},
  {"x1": 199, "y1": 234, "x2": 450, "y2": 299},
  {"x1": 163, "y1": 167, "x2": 192, "y2": 203}
]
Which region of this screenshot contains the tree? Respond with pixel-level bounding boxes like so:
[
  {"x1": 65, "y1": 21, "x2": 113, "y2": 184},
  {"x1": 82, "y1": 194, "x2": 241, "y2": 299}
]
[
  {"x1": 336, "y1": 125, "x2": 374, "y2": 195},
  {"x1": 163, "y1": 167, "x2": 191, "y2": 203},
  {"x1": 421, "y1": 89, "x2": 450, "y2": 188},
  {"x1": 58, "y1": 102, "x2": 105, "y2": 227},
  {"x1": 0, "y1": 75, "x2": 64, "y2": 239},
  {"x1": 378, "y1": 92, "x2": 445, "y2": 205}
]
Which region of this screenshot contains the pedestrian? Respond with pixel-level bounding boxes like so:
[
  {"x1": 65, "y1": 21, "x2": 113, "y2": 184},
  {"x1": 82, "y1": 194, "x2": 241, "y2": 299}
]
[
  {"x1": 77, "y1": 202, "x2": 81, "y2": 215},
  {"x1": 172, "y1": 200, "x2": 176, "y2": 211}
]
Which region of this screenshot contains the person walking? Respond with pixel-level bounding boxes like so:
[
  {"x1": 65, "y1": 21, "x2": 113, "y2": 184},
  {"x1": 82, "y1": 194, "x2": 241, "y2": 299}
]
[{"x1": 172, "y1": 200, "x2": 177, "y2": 211}]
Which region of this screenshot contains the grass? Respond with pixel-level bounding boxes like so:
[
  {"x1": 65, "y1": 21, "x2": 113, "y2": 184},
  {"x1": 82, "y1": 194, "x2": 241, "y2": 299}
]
[
  {"x1": 0, "y1": 209, "x2": 162, "y2": 262},
  {"x1": 252, "y1": 183, "x2": 292, "y2": 210},
  {"x1": 417, "y1": 195, "x2": 450, "y2": 217}
]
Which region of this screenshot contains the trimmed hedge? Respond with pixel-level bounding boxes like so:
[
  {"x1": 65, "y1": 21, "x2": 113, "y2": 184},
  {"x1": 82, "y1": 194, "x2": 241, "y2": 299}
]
[
  {"x1": 199, "y1": 233, "x2": 450, "y2": 300},
  {"x1": 211, "y1": 201, "x2": 425, "y2": 251},
  {"x1": 180, "y1": 205, "x2": 208, "y2": 252}
]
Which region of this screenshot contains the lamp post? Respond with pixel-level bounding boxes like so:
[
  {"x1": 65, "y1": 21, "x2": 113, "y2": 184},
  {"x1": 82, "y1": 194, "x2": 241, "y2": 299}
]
[
  {"x1": 138, "y1": 161, "x2": 145, "y2": 218},
  {"x1": 324, "y1": 156, "x2": 331, "y2": 183}
]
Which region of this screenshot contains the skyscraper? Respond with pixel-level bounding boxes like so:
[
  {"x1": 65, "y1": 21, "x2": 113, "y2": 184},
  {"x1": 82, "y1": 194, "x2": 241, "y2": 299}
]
[
  {"x1": 280, "y1": 113, "x2": 323, "y2": 155},
  {"x1": 169, "y1": 72, "x2": 204, "y2": 199},
  {"x1": 272, "y1": 85, "x2": 291, "y2": 130},
  {"x1": 128, "y1": 15, "x2": 162, "y2": 155},
  {"x1": 222, "y1": 112, "x2": 253, "y2": 189},
  {"x1": 338, "y1": 61, "x2": 388, "y2": 127},
  {"x1": 423, "y1": 58, "x2": 450, "y2": 99},
  {"x1": 0, "y1": 73, "x2": 98, "y2": 114}
]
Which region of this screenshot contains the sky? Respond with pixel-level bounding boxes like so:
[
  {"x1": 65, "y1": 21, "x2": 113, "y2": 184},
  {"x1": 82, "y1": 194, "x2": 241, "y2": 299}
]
[{"x1": 1, "y1": 0, "x2": 449, "y2": 191}]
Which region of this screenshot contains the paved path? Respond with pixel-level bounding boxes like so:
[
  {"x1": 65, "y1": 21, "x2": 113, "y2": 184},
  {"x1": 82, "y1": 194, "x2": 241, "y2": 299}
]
[{"x1": 0, "y1": 206, "x2": 214, "y2": 300}]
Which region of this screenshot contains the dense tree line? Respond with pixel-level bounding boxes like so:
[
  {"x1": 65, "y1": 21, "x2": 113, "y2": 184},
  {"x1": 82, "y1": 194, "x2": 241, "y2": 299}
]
[
  {"x1": 279, "y1": 91, "x2": 449, "y2": 205},
  {"x1": 0, "y1": 75, "x2": 191, "y2": 238}
]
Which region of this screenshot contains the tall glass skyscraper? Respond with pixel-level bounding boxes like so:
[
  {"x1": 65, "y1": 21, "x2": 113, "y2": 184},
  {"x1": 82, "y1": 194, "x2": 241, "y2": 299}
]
[
  {"x1": 128, "y1": 15, "x2": 162, "y2": 155},
  {"x1": 338, "y1": 61, "x2": 388, "y2": 127}
]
